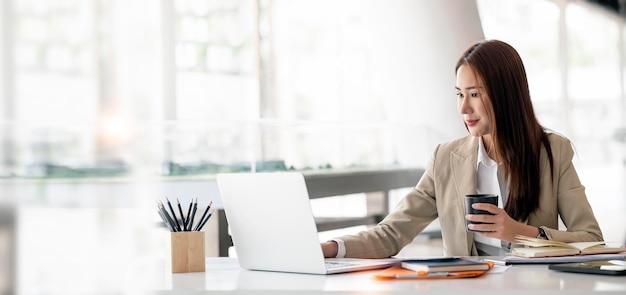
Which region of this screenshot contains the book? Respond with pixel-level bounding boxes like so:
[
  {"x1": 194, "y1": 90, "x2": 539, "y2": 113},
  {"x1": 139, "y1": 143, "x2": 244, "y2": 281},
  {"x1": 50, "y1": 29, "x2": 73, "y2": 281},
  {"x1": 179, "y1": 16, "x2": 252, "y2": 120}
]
[
  {"x1": 504, "y1": 253, "x2": 626, "y2": 264},
  {"x1": 511, "y1": 235, "x2": 626, "y2": 258},
  {"x1": 400, "y1": 257, "x2": 491, "y2": 273}
]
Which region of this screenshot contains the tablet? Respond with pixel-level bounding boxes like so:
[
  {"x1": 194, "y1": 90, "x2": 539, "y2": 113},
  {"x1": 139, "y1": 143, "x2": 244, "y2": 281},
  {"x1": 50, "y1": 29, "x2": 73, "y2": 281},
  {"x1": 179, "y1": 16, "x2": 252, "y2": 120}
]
[{"x1": 548, "y1": 260, "x2": 626, "y2": 276}]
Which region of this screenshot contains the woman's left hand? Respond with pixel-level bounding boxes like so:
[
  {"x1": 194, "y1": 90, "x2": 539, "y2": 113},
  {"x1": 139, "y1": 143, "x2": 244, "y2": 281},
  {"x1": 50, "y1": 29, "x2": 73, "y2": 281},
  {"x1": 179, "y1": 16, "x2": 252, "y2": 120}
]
[{"x1": 465, "y1": 203, "x2": 537, "y2": 242}]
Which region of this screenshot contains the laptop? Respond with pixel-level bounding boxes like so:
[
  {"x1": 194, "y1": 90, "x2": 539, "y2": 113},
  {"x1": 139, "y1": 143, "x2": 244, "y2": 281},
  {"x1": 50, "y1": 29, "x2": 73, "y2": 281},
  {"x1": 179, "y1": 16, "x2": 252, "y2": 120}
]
[{"x1": 216, "y1": 172, "x2": 399, "y2": 274}]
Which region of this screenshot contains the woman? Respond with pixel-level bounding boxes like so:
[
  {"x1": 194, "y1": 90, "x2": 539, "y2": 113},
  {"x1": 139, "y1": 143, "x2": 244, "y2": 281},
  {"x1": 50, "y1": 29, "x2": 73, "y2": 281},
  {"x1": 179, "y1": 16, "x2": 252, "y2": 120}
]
[{"x1": 321, "y1": 39, "x2": 603, "y2": 258}]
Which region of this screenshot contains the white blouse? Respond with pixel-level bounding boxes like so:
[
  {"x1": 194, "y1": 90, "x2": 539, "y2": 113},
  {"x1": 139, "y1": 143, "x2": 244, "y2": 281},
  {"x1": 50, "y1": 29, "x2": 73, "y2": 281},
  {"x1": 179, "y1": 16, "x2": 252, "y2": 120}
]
[{"x1": 474, "y1": 137, "x2": 509, "y2": 248}]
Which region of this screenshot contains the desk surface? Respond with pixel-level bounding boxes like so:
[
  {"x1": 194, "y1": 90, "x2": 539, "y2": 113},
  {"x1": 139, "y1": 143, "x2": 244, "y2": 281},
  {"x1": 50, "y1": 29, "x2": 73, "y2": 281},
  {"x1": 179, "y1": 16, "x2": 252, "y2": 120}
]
[
  {"x1": 141, "y1": 257, "x2": 626, "y2": 294},
  {"x1": 16, "y1": 254, "x2": 626, "y2": 294},
  {"x1": 11, "y1": 208, "x2": 626, "y2": 294}
]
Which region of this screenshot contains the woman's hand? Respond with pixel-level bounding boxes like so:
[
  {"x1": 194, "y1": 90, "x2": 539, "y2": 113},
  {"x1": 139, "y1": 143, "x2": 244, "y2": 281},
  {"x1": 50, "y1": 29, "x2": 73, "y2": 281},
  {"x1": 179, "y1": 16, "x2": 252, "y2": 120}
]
[
  {"x1": 321, "y1": 241, "x2": 338, "y2": 258},
  {"x1": 465, "y1": 203, "x2": 539, "y2": 242}
]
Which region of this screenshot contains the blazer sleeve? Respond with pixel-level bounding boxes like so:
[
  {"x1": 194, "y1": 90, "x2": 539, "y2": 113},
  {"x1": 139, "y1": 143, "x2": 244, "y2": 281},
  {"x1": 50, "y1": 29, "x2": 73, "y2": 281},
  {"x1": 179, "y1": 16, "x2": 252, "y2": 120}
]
[
  {"x1": 542, "y1": 135, "x2": 604, "y2": 242},
  {"x1": 338, "y1": 146, "x2": 441, "y2": 258}
]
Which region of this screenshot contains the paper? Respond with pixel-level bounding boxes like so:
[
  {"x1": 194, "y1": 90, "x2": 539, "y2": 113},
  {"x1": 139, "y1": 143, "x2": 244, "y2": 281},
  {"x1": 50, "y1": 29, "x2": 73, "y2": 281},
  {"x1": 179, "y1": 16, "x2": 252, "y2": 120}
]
[{"x1": 486, "y1": 264, "x2": 511, "y2": 274}]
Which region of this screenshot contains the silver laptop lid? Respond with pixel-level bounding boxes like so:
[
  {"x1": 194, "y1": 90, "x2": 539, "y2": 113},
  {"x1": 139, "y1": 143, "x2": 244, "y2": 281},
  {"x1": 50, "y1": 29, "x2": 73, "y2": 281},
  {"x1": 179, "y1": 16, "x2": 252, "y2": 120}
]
[{"x1": 217, "y1": 172, "x2": 328, "y2": 274}]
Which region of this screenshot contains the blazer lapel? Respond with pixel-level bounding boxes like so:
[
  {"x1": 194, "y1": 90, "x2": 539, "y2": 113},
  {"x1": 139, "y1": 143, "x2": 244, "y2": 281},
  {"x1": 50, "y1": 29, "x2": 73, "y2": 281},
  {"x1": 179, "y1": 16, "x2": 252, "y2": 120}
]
[
  {"x1": 450, "y1": 136, "x2": 479, "y2": 255},
  {"x1": 451, "y1": 137, "x2": 478, "y2": 197}
]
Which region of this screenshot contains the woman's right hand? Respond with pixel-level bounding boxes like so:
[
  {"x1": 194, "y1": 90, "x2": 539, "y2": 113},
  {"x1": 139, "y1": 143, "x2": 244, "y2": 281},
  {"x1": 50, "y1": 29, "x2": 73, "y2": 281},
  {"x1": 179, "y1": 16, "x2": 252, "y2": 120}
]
[{"x1": 321, "y1": 241, "x2": 338, "y2": 258}]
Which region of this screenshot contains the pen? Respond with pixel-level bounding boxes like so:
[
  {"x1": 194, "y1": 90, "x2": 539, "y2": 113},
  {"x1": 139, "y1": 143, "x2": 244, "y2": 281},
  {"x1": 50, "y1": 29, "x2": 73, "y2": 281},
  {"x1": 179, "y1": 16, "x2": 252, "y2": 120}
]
[
  {"x1": 193, "y1": 201, "x2": 213, "y2": 231},
  {"x1": 196, "y1": 210, "x2": 214, "y2": 231},
  {"x1": 395, "y1": 272, "x2": 451, "y2": 278},
  {"x1": 186, "y1": 198, "x2": 198, "y2": 231},
  {"x1": 481, "y1": 259, "x2": 507, "y2": 266},
  {"x1": 165, "y1": 197, "x2": 182, "y2": 232},
  {"x1": 177, "y1": 198, "x2": 186, "y2": 230}
]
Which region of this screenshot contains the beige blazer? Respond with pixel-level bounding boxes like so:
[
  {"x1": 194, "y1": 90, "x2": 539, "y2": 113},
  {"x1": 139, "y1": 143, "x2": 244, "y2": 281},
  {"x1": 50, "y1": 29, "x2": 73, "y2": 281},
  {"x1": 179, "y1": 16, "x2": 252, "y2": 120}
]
[{"x1": 340, "y1": 134, "x2": 604, "y2": 257}]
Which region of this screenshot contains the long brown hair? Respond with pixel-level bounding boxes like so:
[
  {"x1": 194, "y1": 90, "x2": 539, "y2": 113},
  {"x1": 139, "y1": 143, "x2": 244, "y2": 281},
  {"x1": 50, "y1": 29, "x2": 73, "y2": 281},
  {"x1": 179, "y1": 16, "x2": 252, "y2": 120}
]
[{"x1": 455, "y1": 39, "x2": 554, "y2": 222}]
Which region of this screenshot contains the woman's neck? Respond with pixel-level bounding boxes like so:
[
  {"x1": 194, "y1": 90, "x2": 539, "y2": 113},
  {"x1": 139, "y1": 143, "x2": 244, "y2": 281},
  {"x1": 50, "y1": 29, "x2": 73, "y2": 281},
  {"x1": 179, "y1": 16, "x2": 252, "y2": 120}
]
[{"x1": 481, "y1": 135, "x2": 497, "y2": 161}]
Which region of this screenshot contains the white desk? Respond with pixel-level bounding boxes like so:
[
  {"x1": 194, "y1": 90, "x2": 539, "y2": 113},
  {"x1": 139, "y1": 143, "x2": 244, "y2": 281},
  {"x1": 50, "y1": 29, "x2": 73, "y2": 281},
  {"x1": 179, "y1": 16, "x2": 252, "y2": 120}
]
[
  {"x1": 10, "y1": 207, "x2": 626, "y2": 294},
  {"x1": 15, "y1": 254, "x2": 626, "y2": 294},
  {"x1": 142, "y1": 257, "x2": 626, "y2": 294}
]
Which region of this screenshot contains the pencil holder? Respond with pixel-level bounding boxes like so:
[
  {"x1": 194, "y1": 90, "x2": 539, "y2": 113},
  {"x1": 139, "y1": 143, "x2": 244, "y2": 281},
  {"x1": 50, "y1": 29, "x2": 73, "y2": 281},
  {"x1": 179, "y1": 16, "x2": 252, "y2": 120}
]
[{"x1": 170, "y1": 231, "x2": 205, "y2": 273}]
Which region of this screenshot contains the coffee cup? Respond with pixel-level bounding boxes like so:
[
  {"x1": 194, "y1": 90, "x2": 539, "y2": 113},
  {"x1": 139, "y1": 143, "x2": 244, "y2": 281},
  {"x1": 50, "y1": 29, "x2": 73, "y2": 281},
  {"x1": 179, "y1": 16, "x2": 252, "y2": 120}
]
[{"x1": 464, "y1": 194, "x2": 498, "y2": 232}]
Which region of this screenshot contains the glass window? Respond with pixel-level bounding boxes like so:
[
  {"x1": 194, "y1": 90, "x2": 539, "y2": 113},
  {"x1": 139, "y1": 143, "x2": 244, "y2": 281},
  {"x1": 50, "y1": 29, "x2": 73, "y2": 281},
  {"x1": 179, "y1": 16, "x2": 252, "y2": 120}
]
[
  {"x1": 567, "y1": 3, "x2": 621, "y2": 101},
  {"x1": 14, "y1": 0, "x2": 97, "y2": 122},
  {"x1": 174, "y1": 0, "x2": 259, "y2": 121},
  {"x1": 10, "y1": 0, "x2": 101, "y2": 177},
  {"x1": 477, "y1": 0, "x2": 562, "y2": 130},
  {"x1": 566, "y1": 3, "x2": 622, "y2": 164},
  {"x1": 163, "y1": 0, "x2": 260, "y2": 175}
]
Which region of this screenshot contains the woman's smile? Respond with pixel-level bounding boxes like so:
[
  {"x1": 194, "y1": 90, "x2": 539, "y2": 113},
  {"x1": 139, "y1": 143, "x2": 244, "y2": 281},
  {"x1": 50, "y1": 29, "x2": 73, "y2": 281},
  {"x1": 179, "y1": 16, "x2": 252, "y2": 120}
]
[{"x1": 465, "y1": 119, "x2": 479, "y2": 127}]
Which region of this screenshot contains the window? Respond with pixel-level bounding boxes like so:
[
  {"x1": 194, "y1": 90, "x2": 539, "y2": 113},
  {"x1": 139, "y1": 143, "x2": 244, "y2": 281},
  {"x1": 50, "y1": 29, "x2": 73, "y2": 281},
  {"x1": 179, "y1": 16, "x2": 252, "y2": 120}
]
[
  {"x1": 477, "y1": 0, "x2": 562, "y2": 129},
  {"x1": 567, "y1": 3, "x2": 622, "y2": 167},
  {"x1": 4, "y1": 0, "x2": 445, "y2": 178},
  {"x1": 11, "y1": 0, "x2": 100, "y2": 177}
]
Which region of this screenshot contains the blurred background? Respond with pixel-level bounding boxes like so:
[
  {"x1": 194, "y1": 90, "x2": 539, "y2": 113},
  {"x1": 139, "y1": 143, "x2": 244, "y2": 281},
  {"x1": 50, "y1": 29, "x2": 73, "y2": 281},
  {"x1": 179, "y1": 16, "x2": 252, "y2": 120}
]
[{"x1": 1, "y1": 0, "x2": 625, "y2": 294}]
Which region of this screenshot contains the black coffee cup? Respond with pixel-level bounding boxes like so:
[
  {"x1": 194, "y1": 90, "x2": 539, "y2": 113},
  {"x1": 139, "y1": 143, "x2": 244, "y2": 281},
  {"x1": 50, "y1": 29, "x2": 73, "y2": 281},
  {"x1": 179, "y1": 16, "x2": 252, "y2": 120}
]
[{"x1": 464, "y1": 194, "x2": 498, "y2": 232}]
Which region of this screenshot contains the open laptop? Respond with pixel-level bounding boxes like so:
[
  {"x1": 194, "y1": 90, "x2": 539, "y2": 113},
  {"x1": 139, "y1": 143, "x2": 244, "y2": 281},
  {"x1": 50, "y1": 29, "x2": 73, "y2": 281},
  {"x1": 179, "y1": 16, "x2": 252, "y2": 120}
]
[{"x1": 216, "y1": 172, "x2": 399, "y2": 274}]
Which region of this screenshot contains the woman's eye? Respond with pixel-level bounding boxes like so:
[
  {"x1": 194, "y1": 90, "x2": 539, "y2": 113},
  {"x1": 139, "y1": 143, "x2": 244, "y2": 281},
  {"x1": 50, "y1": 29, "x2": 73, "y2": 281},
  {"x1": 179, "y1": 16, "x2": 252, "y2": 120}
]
[
  {"x1": 471, "y1": 92, "x2": 479, "y2": 98},
  {"x1": 456, "y1": 93, "x2": 463, "y2": 99}
]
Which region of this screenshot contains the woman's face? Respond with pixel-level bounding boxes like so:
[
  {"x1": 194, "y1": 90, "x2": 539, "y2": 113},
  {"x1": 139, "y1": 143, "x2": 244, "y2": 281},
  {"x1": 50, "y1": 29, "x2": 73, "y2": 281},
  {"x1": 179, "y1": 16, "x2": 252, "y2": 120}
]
[{"x1": 456, "y1": 64, "x2": 492, "y2": 138}]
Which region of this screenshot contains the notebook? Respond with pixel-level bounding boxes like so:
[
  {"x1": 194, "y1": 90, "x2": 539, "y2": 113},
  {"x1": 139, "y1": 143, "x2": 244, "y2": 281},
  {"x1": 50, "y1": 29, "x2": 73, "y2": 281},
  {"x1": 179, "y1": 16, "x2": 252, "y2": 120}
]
[{"x1": 216, "y1": 172, "x2": 399, "y2": 274}]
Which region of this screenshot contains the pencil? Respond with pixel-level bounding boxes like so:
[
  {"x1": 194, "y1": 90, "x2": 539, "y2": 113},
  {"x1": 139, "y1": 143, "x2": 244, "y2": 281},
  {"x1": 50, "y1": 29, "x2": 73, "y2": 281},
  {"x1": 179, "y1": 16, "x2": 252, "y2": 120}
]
[
  {"x1": 193, "y1": 201, "x2": 213, "y2": 231},
  {"x1": 186, "y1": 198, "x2": 198, "y2": 231},
  {"x1": 159, "y1": 201, "x2": 178, "y2": 231},
  {"x1": 177, "y1": 198, "x2": 186, "y2": 230},
  {"x1": 158, "y1": 201, "x2": 178, "y2": 232},
  {"x1": 157, "y1": 209, "x2": 174, "y2": 232},
  {"x1": 196, "y1": 210, "x2": 214, "y2": 231},
  {"x1": 165, "y1": 197, "x2": 182, "y2": 232},
  {"x1": 184, "y1": 198, "x2": 193, "y2": 229}
]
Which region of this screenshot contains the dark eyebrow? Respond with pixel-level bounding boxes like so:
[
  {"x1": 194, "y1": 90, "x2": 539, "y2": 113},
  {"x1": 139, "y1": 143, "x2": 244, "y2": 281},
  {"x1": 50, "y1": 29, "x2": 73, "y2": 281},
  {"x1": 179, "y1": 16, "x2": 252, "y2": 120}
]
[{"x1": 455, "y1": 86, "x2": 479, "y2": 91}]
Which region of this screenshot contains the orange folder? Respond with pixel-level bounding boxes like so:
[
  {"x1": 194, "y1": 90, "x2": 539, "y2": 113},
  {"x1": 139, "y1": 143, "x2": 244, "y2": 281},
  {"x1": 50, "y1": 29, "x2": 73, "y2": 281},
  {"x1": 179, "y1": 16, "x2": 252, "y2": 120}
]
[{"x1": 373, "y1": 261, "x2": 493, "y2": 280}]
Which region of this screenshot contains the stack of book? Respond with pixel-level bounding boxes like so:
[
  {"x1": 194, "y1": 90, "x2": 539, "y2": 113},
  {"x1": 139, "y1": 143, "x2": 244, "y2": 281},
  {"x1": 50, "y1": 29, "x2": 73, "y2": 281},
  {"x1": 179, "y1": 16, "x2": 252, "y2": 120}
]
[{"x1": 511, "y1": 235, "x2": 626, "y2": 258}]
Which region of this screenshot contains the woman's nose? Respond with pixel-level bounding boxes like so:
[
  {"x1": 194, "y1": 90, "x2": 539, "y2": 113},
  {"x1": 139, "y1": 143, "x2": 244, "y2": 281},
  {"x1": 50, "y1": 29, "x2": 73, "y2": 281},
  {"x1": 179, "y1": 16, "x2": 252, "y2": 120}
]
[{"x1": 459, "y1": 97, "x2": 471, "y2": 114}]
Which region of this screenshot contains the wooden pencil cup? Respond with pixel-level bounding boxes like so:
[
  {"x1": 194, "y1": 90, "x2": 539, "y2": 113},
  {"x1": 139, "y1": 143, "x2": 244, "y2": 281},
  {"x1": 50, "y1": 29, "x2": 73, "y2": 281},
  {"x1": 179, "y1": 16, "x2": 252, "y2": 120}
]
[{"x1": 170, "y1": 231, "x2": 205, "y2": 273}]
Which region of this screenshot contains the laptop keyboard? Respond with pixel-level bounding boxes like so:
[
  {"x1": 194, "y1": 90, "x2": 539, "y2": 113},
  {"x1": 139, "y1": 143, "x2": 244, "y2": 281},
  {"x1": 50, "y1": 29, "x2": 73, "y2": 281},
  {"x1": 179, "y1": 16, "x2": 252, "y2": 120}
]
[{"x1": 325, "y1": 261, "x2": 358, "y2": 269}]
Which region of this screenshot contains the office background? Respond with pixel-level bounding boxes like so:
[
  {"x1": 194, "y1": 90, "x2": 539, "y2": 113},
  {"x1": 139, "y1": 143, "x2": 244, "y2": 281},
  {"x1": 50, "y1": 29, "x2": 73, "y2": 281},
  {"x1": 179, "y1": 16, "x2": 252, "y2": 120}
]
[{"x1": 0, "y1": 0, "x2": 625, "y2": 293}]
